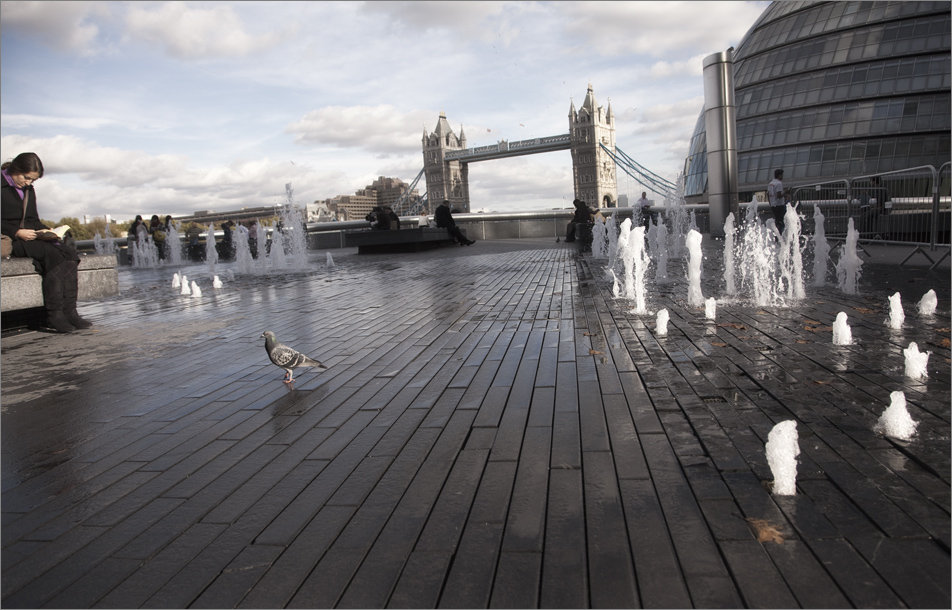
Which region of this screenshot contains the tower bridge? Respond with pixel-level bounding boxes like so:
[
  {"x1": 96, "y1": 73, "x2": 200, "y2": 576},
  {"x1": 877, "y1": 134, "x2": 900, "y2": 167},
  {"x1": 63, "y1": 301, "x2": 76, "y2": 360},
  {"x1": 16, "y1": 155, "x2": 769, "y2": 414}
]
[
  {"x1": 388, "y1": 84, "x2": 674, "y2": 216},
  {"x1": 416, "y1": 84, "x2": 620, "y2": 215}
]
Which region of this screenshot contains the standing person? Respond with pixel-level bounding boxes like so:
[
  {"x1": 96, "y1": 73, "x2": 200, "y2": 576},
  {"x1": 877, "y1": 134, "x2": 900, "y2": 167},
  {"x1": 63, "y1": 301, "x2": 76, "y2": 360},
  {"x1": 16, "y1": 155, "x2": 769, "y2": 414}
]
[
  {"x1": 128, "y1": 215, "x2": 144, "y2": 248},
  {"x1": 221, "y1": 220, "x2": 235, "y2": 259},
  {"x1": 434, "y1": 200, "x2": 474, "y2": 246},
  {"x1": 767, "y1": 169, "x2": 788, "y2": 234},
  {"x1": 0, "y1": 152, "x2": 92, "y2": 332},
  {"x1": 149, "y1": 214, "x2": 166, "y2": 260},
  {"x1": 635, "y1": 191, "x2": 651, "y2": 230}
]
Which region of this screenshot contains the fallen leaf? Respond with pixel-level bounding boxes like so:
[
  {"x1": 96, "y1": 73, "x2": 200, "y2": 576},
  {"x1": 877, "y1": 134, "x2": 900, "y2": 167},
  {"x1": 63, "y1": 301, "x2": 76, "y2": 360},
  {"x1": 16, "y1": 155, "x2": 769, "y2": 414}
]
[
  {"x1": 711, "y1": 342, "x2": 727, "y2": 347},
  {"x1": 745, "y1": 518, "x2": 785, "y2": 544},
  {"x1": 936, "y1": 328, "x2": 950, "y2": 333},
  {"x1": 853, "y1": 307, "x2": 877, "y2": 314},
  {"x1": 813, "y1": 380, "x2": 830, "y2": 384},
  {"x1": 717, "y1": 323, "x2": 747, "y2": 330},
  {"x1": 583, "y1": 332, "x2": 595, "y2": 336},
  {"x1": 804, "y1": 326, "x2": 833, "y2": 332},
  {"x1": 803, "y1": 320, "x2": 821, "y2": 326},
  {"x1": 936, "y1": 338, "x2": 951, "y2": 348},
  {"x1": 589, "y1": 350, "x2": 604, "y2": 355},
  {"x1": 796, "y1": 340, "x2": 811, "y2": 344}
]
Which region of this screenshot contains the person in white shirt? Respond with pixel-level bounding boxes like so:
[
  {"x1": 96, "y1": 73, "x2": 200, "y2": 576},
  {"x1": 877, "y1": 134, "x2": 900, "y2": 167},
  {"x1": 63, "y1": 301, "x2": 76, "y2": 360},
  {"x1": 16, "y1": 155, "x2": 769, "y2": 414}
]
[{"x1": 767, "y1": 169, "x2": 788, "y2": 234}]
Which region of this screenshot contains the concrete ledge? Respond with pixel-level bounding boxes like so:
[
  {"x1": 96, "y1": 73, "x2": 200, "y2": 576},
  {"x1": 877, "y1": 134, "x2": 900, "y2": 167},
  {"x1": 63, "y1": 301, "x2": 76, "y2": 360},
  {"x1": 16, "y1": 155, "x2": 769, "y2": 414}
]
[
  {"x1": 344, "y1": 227, "x2": 460, "y2": 253},
  {"x1": 0, "y1": 253, "x2": 120, "y2": 312}
]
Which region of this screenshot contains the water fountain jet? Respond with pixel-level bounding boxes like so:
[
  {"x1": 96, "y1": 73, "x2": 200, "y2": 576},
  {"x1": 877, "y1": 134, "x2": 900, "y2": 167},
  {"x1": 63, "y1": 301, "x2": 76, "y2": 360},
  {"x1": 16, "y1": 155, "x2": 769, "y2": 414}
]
[
  {"x1": 903, "y1": 342, "x2": 930, "y2": 379},
  {"x1": 874, "y1": 391, "x2": 918, "y2": 440},
  {"x1": 766, "y1": 420, "x2": 799, "y2": 495},
  {"x1": 832, "y1": 312, "x2": 852, "y2": 345}
]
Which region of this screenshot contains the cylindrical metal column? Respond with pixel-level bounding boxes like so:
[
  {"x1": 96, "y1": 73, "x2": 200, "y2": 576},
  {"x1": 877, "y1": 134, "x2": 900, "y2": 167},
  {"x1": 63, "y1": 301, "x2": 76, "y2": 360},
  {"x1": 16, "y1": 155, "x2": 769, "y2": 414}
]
[{"x1": 703, "y1": 50, "x2": 739, "y2": 238}]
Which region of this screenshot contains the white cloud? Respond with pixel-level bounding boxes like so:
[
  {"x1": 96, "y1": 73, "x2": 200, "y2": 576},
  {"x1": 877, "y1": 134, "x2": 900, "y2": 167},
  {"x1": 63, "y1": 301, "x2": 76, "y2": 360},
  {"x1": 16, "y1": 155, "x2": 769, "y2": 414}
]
[
  {"x1": 560, "y1": 1, "x2": 766, "y2": 58},
  {"x1": 0, "y1": 1, "x2": 102, "y2": 54},
  {"x1": 286, "y1": 105, "x2": 434, "y2": 155},
  {"x1": 124, "y1": 1, "x2": 287, "y2": 59},
  {"x1": 647, "y1": 53, "x2": 709, "y2": 78},
  {"x1": 0, "y1": 114, "x2": 116, "y2": 131}
]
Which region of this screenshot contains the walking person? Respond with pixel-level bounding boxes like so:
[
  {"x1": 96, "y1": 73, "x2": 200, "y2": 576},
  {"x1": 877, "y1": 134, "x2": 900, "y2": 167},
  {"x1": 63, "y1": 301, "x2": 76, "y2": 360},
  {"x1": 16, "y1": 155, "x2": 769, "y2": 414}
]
[
  {"x1": 1, "y1": 152, "x2": 92, "y2": 333},
  {"x1": 434, "y1": 200, "x2": 474, "y2": 246},
  {"x1": 767, "y1": 169, "x2": 788, "y2": 235}
]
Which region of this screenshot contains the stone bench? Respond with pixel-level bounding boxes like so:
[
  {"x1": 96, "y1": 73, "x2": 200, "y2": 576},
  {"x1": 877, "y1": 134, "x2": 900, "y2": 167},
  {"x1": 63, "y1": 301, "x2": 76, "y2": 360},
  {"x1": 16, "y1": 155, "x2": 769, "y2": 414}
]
[
  {"x1": 1, "y1": 254, "x2": 120, "y2": 318},
  {"x1": 343, "y1": 227, "x2": 464, "y2": 254}
]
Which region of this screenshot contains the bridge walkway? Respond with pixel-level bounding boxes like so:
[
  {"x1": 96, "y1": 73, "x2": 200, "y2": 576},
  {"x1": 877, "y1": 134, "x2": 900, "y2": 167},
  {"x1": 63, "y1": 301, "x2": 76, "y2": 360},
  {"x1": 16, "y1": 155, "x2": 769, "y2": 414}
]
[{"x1": 1, "y1": 238, "x2": 949, "y2": 608}]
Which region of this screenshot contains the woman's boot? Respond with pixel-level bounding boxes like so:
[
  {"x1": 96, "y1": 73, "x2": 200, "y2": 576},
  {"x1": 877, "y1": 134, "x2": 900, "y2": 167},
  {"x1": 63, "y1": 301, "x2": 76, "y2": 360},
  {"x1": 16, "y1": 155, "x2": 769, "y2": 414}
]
[
  {"x1": 63, "y1": 261, "x2": 92, "y2": 329},
  {"x1": 43, "y1": 264, "x2": 75, "y2": 333}
]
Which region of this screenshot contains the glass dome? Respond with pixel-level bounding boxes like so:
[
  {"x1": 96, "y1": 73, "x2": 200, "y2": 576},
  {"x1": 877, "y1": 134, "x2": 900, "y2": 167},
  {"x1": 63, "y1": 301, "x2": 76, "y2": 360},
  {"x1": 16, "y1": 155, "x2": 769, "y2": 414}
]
[{"x1": 684, "y1": 0, "x2": 951, "y2": 200}]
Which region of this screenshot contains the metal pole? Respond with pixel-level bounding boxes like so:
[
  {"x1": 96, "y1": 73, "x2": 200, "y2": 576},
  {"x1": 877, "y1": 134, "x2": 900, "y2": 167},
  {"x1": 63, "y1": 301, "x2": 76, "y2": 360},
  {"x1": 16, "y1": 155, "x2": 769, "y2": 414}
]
[{"x1": 703, "y1": 49, "x2": 739, "y2": 239}]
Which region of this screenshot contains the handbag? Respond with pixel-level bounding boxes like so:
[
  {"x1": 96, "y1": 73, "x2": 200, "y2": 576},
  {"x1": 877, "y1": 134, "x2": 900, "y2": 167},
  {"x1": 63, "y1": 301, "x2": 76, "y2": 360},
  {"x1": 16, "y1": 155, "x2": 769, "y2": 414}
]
[{"x1": 1, "y1": 189, "x2": 31, "y2": 257}]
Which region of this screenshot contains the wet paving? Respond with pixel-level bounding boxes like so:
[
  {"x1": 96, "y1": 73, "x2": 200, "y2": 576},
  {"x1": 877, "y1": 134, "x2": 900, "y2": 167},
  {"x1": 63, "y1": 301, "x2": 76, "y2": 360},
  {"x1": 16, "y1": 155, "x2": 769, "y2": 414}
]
[{"x1": 2, "y1": 238, "x2": 950, "y2": 608}]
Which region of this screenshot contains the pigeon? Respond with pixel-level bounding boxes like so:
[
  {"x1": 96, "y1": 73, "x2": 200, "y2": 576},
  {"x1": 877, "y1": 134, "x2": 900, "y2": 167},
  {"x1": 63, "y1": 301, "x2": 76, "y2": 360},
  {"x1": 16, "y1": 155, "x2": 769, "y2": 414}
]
[{"x1": 261, "y1": 331, "x2": 327, "y2": 383}]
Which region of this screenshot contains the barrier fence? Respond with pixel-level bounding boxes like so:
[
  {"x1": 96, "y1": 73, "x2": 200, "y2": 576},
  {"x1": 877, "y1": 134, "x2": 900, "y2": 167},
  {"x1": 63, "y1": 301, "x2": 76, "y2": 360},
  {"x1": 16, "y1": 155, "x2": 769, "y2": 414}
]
[{"x1": 788, "y1": 164, "x2": 950, "y2": 267}]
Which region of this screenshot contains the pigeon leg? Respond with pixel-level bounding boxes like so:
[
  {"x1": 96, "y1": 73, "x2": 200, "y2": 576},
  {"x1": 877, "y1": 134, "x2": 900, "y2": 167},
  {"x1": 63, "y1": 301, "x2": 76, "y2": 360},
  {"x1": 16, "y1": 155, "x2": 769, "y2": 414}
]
[{"x1": 283, "y1": 370, "x2": 292, "y2": 383}]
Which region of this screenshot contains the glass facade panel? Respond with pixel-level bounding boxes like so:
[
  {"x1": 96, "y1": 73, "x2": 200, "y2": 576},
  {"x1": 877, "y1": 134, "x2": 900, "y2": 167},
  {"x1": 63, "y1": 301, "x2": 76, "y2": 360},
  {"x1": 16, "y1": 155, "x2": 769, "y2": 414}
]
[{"x1": 684, "y1": 1, "x2": 951, "y2": 200}]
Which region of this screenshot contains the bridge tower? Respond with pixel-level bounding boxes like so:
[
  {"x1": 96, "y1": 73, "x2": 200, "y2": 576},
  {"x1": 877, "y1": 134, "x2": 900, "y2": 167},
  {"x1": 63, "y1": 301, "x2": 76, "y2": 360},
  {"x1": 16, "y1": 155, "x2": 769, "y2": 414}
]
[
  {"x1": 422, "y1": 112, "x2": 470, "y2": 213},
  {"x1": 569, "y1": 84, "x2": 618, "y2": 208}
]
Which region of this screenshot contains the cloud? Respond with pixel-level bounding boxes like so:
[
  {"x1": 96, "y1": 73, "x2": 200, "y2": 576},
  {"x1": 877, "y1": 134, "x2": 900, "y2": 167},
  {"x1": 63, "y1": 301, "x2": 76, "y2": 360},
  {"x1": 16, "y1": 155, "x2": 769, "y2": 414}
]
[
  {"x1": 647, "y1": 54, "x2": 710, "y2": 78},
  {"x1": 0, "y1": 1, "x2": 102, "y2": 54},
  {"x1": 1, "y1": 114, "x2": 116, "y2": 131},
  {"x1": 124, "y1": 1, "x2": 287, "y2": 59},
  {"x1": 1, "y1": 134, "x2": 187, "y2": 187},
  {"x1": 559, "y1": 1, "x2": 766, "y2": 58},
  {"x1": 360, "y1": 1, "x2": 508, "y2": 40},
  {"x1": 286, "y1": 105, "x2": 434, "y2": 155}
]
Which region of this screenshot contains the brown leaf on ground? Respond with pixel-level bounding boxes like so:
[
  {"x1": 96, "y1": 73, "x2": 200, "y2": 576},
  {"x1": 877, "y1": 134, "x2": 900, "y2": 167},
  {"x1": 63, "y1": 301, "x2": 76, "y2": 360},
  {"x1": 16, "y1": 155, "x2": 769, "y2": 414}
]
[
  {"x1": 796, "y1": 339, "x2": 811, "y2": 344},
  {"x1": 804, "y1": 320, "x2": 821, "y2": 326},
  {"x1": 853, "y1": 307, "x2": 877, "y2": 314},
  {"x1": 717, "y1": 323, "x2": 747, "y2": 330},
  {"x1": 805, "y1": 325, "x2": 833, "y2": 332},
  {"x1": 936, "y1": 327, "x2": 950, "y2": 333},
  {"x1": 583, "y1": 332, "x2": 595, "y2": 336},
  {"x1": 935, "y1": 338, "x2": 951, "y2": 348},
  {"x1": 711, "y1": 342, "x2": 728, "y2": 347},
  {"x1": 745, "y1": 518, "x2": 785, "y2": 544},
  {"x1": 589, "y1": 350, "x2": 604, "y2": 355},
  {"x1": 813, "y1": 380, "x2": 830, "y2": 384}
]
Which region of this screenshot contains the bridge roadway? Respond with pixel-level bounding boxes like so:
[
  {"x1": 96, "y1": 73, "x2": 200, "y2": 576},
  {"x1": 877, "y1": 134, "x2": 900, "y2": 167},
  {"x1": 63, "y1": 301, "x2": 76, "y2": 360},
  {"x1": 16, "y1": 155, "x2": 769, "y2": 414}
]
[{"x1": 2, "y1": 238, "x2": 950, "y2": 608}]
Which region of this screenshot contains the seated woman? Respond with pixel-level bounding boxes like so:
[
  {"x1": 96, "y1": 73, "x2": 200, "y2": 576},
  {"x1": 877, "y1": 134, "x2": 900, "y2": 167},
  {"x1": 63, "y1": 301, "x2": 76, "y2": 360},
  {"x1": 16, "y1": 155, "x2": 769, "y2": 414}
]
[{"x1": 1, "y1": 152, "x2": 92, "y2": 333}]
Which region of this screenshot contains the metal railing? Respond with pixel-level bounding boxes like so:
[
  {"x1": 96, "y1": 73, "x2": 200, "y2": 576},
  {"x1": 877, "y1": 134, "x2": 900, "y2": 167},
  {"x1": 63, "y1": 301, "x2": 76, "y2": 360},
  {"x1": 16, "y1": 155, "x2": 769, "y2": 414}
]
[{"x1": 788, "y1": 164, "x2": 950, "y2": 269}]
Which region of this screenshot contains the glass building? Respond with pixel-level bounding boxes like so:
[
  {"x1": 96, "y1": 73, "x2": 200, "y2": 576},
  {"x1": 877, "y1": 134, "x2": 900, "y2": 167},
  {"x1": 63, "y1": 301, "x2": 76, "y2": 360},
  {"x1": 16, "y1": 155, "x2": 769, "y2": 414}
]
[{"x1": 683, "y1": 0, "x2": 951, "y2": 203}]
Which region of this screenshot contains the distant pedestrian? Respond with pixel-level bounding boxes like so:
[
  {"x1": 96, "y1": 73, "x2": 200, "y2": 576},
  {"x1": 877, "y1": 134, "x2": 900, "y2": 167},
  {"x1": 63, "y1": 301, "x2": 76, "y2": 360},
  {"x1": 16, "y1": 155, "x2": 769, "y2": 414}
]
[
  {"x1": 221, "y1": 220, "x2": 235, "y2": 259},
  {"x1": 767, "y1": 169, "x2": 788, "y2": 234},
  {"x1": 128, "y1": 215, "x2": 144, "y2": 247},
  {"x1": 366, "y1": 206, "x2": 390, "y2": 230},
  {"x1": 149, "y1": 214, "x2": 166, "y2": 260},
  {"x1": 435, "y1": 200, "x2": 474, "y2": 246},
  {"x1": 565, "y1": 199, "x2": 595, "y2": 242},
  {"x1": 386, "y1": 206, "x2": 400, "y2": 229}
]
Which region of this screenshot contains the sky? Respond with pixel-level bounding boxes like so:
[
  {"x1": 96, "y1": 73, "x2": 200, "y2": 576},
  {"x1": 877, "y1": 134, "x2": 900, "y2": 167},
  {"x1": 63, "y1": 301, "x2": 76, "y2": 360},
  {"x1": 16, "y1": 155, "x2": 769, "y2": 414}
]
[{"x1": 0, "y1": 0, "x2": 769, "y2": 222}]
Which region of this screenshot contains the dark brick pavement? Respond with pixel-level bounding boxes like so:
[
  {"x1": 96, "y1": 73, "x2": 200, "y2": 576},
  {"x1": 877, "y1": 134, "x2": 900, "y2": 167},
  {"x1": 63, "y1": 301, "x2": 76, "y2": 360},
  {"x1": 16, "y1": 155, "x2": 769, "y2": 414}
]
[{"x1": 2, "y1": 238, "x2": 949, "y2": 608}]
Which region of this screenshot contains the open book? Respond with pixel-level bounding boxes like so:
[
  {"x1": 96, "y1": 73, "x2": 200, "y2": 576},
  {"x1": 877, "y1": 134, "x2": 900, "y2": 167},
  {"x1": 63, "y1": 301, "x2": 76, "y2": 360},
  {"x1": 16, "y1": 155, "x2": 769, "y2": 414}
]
[{"x1": 36, "y1": 225, "x2": 70, "y2": 241}]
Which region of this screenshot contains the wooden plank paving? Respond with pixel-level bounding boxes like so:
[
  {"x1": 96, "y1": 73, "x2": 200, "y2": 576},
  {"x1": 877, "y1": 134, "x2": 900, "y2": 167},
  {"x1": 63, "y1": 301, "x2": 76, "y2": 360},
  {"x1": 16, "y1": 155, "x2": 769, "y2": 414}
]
[{"x1": 1, "y1": 238, "x2": 949, "y2": 608}]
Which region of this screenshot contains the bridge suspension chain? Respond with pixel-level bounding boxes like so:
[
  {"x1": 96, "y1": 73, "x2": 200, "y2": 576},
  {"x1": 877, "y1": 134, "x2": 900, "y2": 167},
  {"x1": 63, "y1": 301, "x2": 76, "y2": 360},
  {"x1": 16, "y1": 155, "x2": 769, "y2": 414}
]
[
  {"x1": 601, "y1": 143, "x2": 676, "y2": 195},
  {"x1": 391, "y1": 168, "x2": 427, "y2": 216}
]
